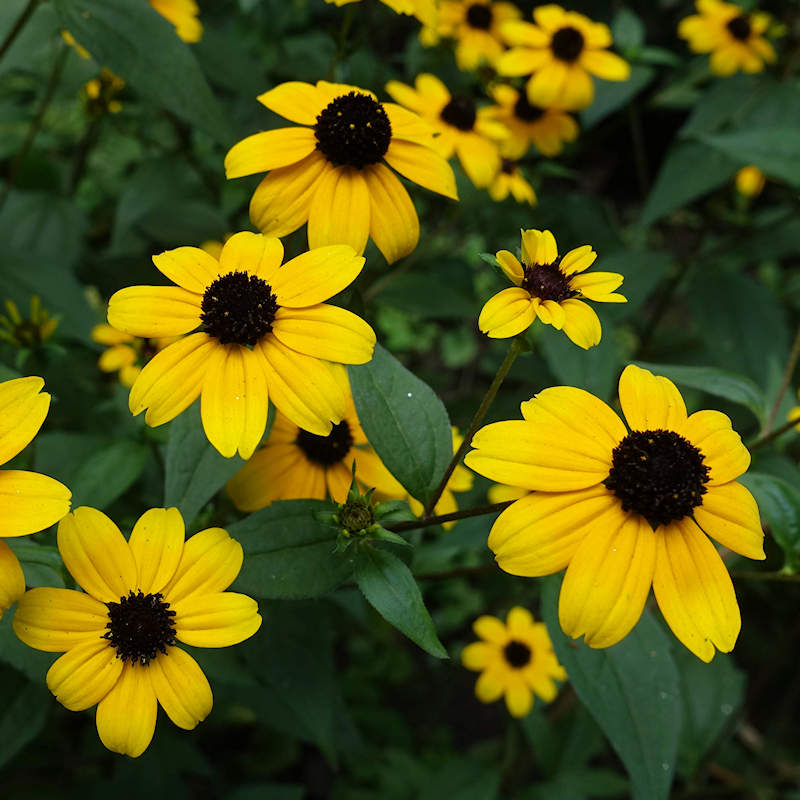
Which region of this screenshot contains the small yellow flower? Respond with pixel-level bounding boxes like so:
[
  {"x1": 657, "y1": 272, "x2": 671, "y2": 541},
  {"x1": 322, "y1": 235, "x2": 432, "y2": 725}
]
[
  {"x1": 488, "y1": 160, "x2": 537, "y2": 205},
  {"x1": 13, "y1": 507, "x2": 261, "y2": 757},
  {"x1": 496, "y1": 4, "x2": 630, "y2": 111},
  {"x1": 735, "y1": 165, "x2": 766, "y2": 198},
  {"x1": 462, "y1": 607, "x2": 566, "y2": 717},
  {"x1": 325, "y1": 0, "x2": 437, "y2": 27},
  {"x1": 0, "y1": 297, "x2": 59, "y2": 349},
  {"x1": 91, "y1": 324, "x2": 176, "y2": 388},
  {"x1": 466, "y1": 364, "x2": 766, "y2": 662},
  {"x1": 83, "y1": 69, "x2": 125, "y2": 115},
  {"x1": 385, "y1": 74, "x2": 509, "y2": 188},
  {"x1": 678, "y1": 0, "x2": 775, "y2": 76},
  {"x1": 478, "y1": 228, "x2": 626, "y2": 349}
]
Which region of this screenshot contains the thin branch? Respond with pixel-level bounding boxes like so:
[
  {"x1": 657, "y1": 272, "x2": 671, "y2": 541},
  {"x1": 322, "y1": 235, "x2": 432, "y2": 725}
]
[
  {"x1": 764, "y1": 326, "x2": 800, "y2": 434},
  {"x1": 0, "y1": 0, "x2": 40, "y2": 65},
  {"x1": 384, "y1": 500, "x2": 513, "y2": 533}
]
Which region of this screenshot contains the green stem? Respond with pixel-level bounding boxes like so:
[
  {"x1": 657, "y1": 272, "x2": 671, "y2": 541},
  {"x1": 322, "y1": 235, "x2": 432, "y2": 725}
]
[
  {"x1": 384, "y1": 500, "x2": 514, "y2": 534},
  {"x1": 746, "y1": 416, "x2": 799, "y2": 453},
  {"x1": 327, "y1": 3, "x2": 356, "y2": 80},
  {"x1": 423, "y1": 337, "x2": 525, "y2": 516},
  {"x1": 764, "y1": 326, "x2": 800, "y2": 434},
  {"x1": 0, "y1": 0, "x2": 40, "y2": 65},
  {"x1": 68, "y1": 114, "x2": 103, "y2": 195},
  {"x1": 636, "y1": 257, "x2": 693, "y2": 357},
  {"x1": 731, "y1": 570, "x2": 800, "y2": 583}
]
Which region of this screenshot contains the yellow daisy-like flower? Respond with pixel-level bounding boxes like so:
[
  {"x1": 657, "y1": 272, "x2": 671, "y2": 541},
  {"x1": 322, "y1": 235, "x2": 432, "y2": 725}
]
[
  {"x1": 227, "y1": 367, "x2": 404, "y2": 511},
  {"x1": 424, "y1": 0, "x2": 522, "y2": 71},
  {"x1": 0, "y1": 377, "x2": 72, "y2": 617},
  {"x1": 325, "y1": 0, "x2": 437, "y2": 27},
  {"x1": 678, "y1": 0, "x2": 775, "y2": 76},
  {"x1": 466, "y1": 364, "x2": 766, "y2": 662},
  {"x1": 385, "y1": 74, "x2": 508, "y2": 188},
  {"x1": 735, "y1": 165, "x2": 766, "y2": 198},
  {"x1": 489, "y1": 160, "x2": 537, "y2": 205},
  {"x1": 224, "y1": 81, "x2": 458, "y2": 264},
  {"x1": 462, "y1": 606, "x2": 566, "y2": 717},
  {"x1": 107, "y1": 232, "x2": 375, "y2": 458},
  {"x1": 13, "y1": 506, "x2": 261, "y2": 757},
  {"x1": 91, "y1": 324, "x2": 176, "y2": 388},
  {"x1": 497, "y1": 4, "x2": 630, "y2": 111},
  {"x1": 478, "y1": 229, "x2": 625, "y2": 349},
  {"x1": 485, "y1": 84, "x2": 578, "y2": 158}
]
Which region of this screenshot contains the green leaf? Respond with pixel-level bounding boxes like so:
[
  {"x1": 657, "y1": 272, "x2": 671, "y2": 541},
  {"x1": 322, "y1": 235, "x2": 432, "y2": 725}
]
[
  {"x1": 6, "y1": 542, "x2": 65, "y2": 589},
  {"x1": 632, "y1": 362, "x2": 766, "y2": 422},
  {"x1": 0, "y1": 668, "x2": 50, "y2": 770},
  {"x1": 0, "y1": 612, "x2": 54, "y2": 682},
  {"x1": 541, "y1": 576, "x2": 681, "y2": 800},
  {"x1": 354, "y1": 546, "x2": 448, "y2": 658},
  {"x1": 611, "y1": 8, "x2": 645, "y2": 52},
  {"x1": 54, "y1": 0, "x2": 231, "y2": 143},
  {"x1": 379, "y1": 274, "x2": 474, "y2": 320},
  {"x1": 69, "y1": 440, "x2": 149, "y2": 509},
  {"x1": 229, "y1": 500, "x2": 355, "y2": 599},
  {"x1": 701, "y1": 128, "x2": 800, "y2": 185},
  {"x1": 348, "y1": 344, "x2": 451, "y2": 508},
  {"x1": 581, "y1": 66, "x2": 654, "y2": 129},
  {"x1": 163, "y1": 400, "x2": 246, "y2": 525},
  {"x1": 420, "y1": 757, "x2": 500, "y2": 800}
]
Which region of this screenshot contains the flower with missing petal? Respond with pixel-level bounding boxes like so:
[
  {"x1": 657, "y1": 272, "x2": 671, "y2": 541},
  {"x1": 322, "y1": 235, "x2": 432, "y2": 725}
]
[
  {"x1": 465, "y1": 364, "x2": 765, "y2": 662},
  {"x1": 13, "y1": 507, "x2": 260, "y2": 757},
  {"x1": 107, "y1": 232, "x2": 375, "y2": 458},
  {"x1": 462, "y1": 607, "x2": 566, "y2": 717},
  {"x1": 478, "y1": 229, "x2": 625, "y2": 349}
]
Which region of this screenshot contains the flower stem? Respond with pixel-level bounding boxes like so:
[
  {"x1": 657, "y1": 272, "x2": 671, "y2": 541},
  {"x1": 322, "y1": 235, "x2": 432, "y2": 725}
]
[
  {"x1": 764, "y1": 326, "x2": 800, "y2": 434},
  {"x1": 746, "y1": 416, "x2": 799, "y2": 453},
  {"x1": 384, "y1": 500, "x2": 514, "y2": 534},
  {"x1": 0, "y1": 0, "x2": 40, "y2": 65},
  {"x1": 423, "y1": 337, "x2": 525, "y2": 517},
  {"x1": 327, "y1": 3, "x2": 356, "y2": 80}
]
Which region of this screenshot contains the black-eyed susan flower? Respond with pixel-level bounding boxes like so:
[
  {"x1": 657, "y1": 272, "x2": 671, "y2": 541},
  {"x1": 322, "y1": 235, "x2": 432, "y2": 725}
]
[
  {"x1": 13, "y1": 507, "x2": 260, "y2": 757},
  {"x1": 678, "y1": 1, "x2": 775, "y2": 76},
  {"x1": 385, "y1": 74, "x2": 508, "y2": 188},
  {"x1": 227, "y1": 367, "x2": 404, "y2": 511},
  {"x1": 107, "y1": 232, "x2": 374, "y2": 458},
  {"x1": 489, "y1": 160, "x2": 537, "y2": 205},
  {"x1": 91, "y1": 324, "x2": 176, "y2": 388},
  {"x1": 735, "y1": 165, "x2": 766, "y2": 198},
  {"x1": 0, "y1": 297, "x2": 59, "y2": 350},
  {"x1": 478, "y1": 228, "x2": 625, "y2": 349},
  {"x1": 0, "y1": 377, "x2": 71, "y2": 617},
  {"x1": 423, "y1": 0, "x2": 522, "y2": 71},
  {"x1": 485, "y1": 84, "x2": 578, "y2": 158},
  {"x1": 497, "y1": 4, "x2": 630, "y2": 111},
  {"x1": 466, "y1": 364, "x2": 766, "y2": 662},
  {"x1": 225, "y1": 81, "x2": 458, "y2": 264},
  {"x1": 325, "y1": 0, "x2": 437, "y2": 27},
  {"x1": 462, "y1": 606, "x2": 566, "y2": 717}
]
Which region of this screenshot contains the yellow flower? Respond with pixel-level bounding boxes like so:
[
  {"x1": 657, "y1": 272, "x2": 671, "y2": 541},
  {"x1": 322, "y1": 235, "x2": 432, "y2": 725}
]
[
  {"x1": 466, "y1": 364, "x2": 766, "y2": 662},
  {"x1": 325, "y1": 0, "x2": 437, "y2": 27},
  {"x1": 423, "y1": 0, "x2": 522, "y2": 71},
  {"x1": 0, "y1": 297, "x2": 59, "y2": 349},
  {"x1": 485, "y1": 84, "x2": 578, "y2": 158},
  {"x1": 107, "y1": 232, "x2": 375, "y2": 458},
  {"x1": 13, "y1": 507, "x2": 261, "y2": 757},
  {"x1": 496, "y1": 4, "x2": 630, "y2": 111},
  {"x1": 488, "y1": 160, "x2": 537, "y2": 205},
  {"x1": 478, "y1": 228, "x2": 625, "y2": 348},
  {"x1": 225, "y1": 81, "x2": 457, "y2": 264},
  {"x1": 0, "y1": 377, "x2": 72, "y2": 617},
  {"x1": 385, "y1": 74, "x2": 509, "y2": 188},
  {"x1": 83, "y1": 69, "x2": 125, "y2": 115},
  {"x1": 678, "y1": 0, "x2": 775, "y2": 76},
  {"x1": 227, "y1": 367, "x2": 404, "y2": 511},
  {"x1": 91, "y1": 324, "x2": 176, "y2": 389},
  {"x1": 462, "y1": 606, "x2": 566, "y2": 717},
  {"x1": 487, "y1": 483, "x2": 527, "y2": 504},
  {"x1": 735, "y1": 165, "x2": 766, "y2": 198}
]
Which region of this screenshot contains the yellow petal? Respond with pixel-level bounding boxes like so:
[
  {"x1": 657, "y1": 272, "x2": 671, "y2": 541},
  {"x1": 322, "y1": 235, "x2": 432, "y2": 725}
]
[
  {"x1": 533, "y1": 4, "x2": 568, "y2": 31},
  {"x1": 560, "y1": 64, "x2": 595, "y2": 111},
  {"x1": 151, "y1": 246, "x2": 220, "y2": 293},
  {"x1": 496, "y1": 46, "x2": 552, "y2": 76},
  {"x1": 0, "y1": 470, "x2": 71, "y2": 538},
  {"x1": 224, "y1": 127, "x2": 317, "y2": 179},
  {"x1": 96, "y1": 662, "x2": 158, "y2": 757},
  {"x1": 384, "y1": 139, "x2": 459, "y2": 200},
  {"x1": 307, "y1": 167, "x2": 371, "y2": 255},
  {"x1": 679, "y1": 410, "x2": 750, "y2": 485},
  {"x1": 478, "y1": 288, "x2": 536, "y2": 338},
  {"x1": 129, "y1": 507, "x2": 186, "y2": 595},
  {"x1": 505, "y1": 677, "x2": 533, "y2": 717},
  {"x1": 461, "y1": 641, "x2": 495, "y2": 671},
  {"x1": 172, "y1": 592, "x2": 262, "y2": 648},
  {"x1": 496, "y1": 250, "x2": 524, "y2": 285},
  {"x1": 506, "y1": 606, "x2": 534, "y2": 632},
  {"x1": 98, "y1": 344, "x2": 137, "y2": 372},
  {"x1": 618, "y1": 364, "x2": 687, "y2": 432},
  {"x1": 226, "y1": 443, "x2": 307, "y2": 511},
  {"x1": 455, "y1": 132, "x2": 500, "y2": 189},
  {"x1": 580, "y1": 49, "x2": 631, "y2": 81},
  {"x1": 257, "y1": 81, "x2": 323, "y2": 125},
  {"x1": 501, "y1": 20, "x2": 549, "y2": 47},
  {"x1": 521, "y1": 229, "x2": 558, "y2": 266},
  {"x1": 538, "y1": 299, "x2": 566, "y2": 329},
  {"x1": 0, "y1": 376, "x2": 50, "y2": 466},
  {"x1": 693, "y1": 481, "x2": 764, "y2": 560},
  {"x1": 570, "y1": 271, "x2": 626, "y2": 301},
  {"x1": 364, "y1": 164, "x2": 419, "y2": 264},
  {"x1": 148, "y1": 646, "x2": 212, "y2": 730},
  {"x1": 475, "y1": 666, "x2": 506, "y2": 702},
  {"x1": 218, "y1": 232, "x2": 284, "y2": 283},
  {"x1": 0, "y1": 540, "x2": 25, "y2": 613},
  {"x1": 383, "y1": 103, "x2": 436, "y2": 143},
  {"x1": 473, "y1": 614, "x2": 508, "y2": 644},
  {"x1": 560, "y1": 298, "x2": 601, "y2": 349},
  {"x1": 107, "y1": 286, "x2": 202, "y2": 338},
  {"x1": 526, "y1": 60, "x2": 569, "y2": 108},
  {"x1": 324, "y1": 461, "x2": 352, "y2": 504},
  {"x1": 46, "y1": 638, "x2": 122, "y2": 711},
  {"x1": 91, "y1": 324, "x2": 134, "y2": 346},
  {"x1": 559, "y1": 245, "x2": 596, "y2": 275}
]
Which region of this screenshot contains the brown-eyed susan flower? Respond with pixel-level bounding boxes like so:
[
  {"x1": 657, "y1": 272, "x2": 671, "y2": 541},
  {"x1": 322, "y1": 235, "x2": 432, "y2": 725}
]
[
  {"x1": 462, "y1": 606, "x2": 566, "y2": 717},
  {"x1": 485, "y1": 84, "x2": 578, "y2": 158},
  {"x1": 0, "y1": 377, "x2": 71, "y2": 618},
  {"x1": 423, "y1": 0, "x2": 522, "y2": 71},
  {"x1": 325, "y1": 0, "x2": 437, "y2": 27},
  {"x1": 678, "y1": 1, "x2": 775, "y2": 76},
  {"x1": 0, "y1": 297, "x2": 59, "y2": 350},
  {"x1": 385, "y1": 74, "x2": 508, "y2": 188},
  {"x1": 91, "y1": 324, "x2": 176, "y2": 389},
  {"x1": 224, "y1": 81, "x2": 457, "y2": 264},
  {"x1": 489, "y1": 160, "x2": 537, "y2": 205},
  {"x1": 107, "y1": 232, "x2": 374, "y2": 458},
  {"x1": 466, "y1": 364, "x2": 766, "y2": 662},
  {"x1": 497, "y1": 4, "x2": 630, "y2": 111},
  {"x1": 478, "y1": 228, "x2": 625, "y2": 349},
  {"x1": 13, "y1": 507, "x2": 261, "y2": 757},
  {"x1": 227, "y1": 367, "x2": 404, "y2": 511},
  {"x1": 735, "y1": 165, "x2": 766, "y2": 198}
]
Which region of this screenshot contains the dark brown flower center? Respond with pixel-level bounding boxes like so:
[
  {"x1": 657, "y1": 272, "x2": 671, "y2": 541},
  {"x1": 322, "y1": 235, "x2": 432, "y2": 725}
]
[
  {"x1": 440, "y1": 96, "x2": 477, "y2": 131},
  {"x1": 103, "y1": 590, "x2": 176, "y2": 666},
  {"x1": 726, "y1": 14, "x2": 751, "y2": 41},
  {"x1": 603, "y1": 430, "x2": 710, "y2": 528},
  {"x1": 551, "y1": 26, "x2": 585, "y2": 62},
  {"x1": 296, "y1": 420, "x2": 354, "y2": 466},
  {"x1": 201, "y1": 271, "x2": 279, "y2": 346},
  {"x1": 314, "y1": 91, "x2": 392, "y2": 168},
  {"x1": 521, "y1": 260, "x2": 577, "y2": 302},
  {"x1": 500, "y1": 158, "x2": 516, "y2": 174},
  {"x1": 504, "y1": 640, "x2": 532, "y2": 668},
  {"x1": 513, "y1": 93, "x2": 546, "y2": 123},
  {"x1": 466, "y1": 3, "x2": 493, "y2": 29}
]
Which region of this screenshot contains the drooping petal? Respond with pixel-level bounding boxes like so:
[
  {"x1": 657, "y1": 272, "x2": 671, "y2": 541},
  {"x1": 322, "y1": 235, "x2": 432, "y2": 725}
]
[
  {"x1": 363, "y1": 164, "x2": 419, "y2": 264},
  {"x1": 46, "y1": 638, "x2": 123, "y2": 711},
  {"x1": 560, "y1": 299, "x2": 602, "y2": 349},
  {"x1": 307, "y1": 166, "x2": 371, "y2": 255},
  {"x1": 218, "y1": 232, "x2": 284, "y2": 283},
  {"x1": 148, "y1": 646, "x2": 213, "y2": 730},
  {"x1": 384, "y1": 138, "x2": 459, "y2": 200},
  {"x1": 693, "y1": 481, "x2": 764, "y2": 560},
  {"x1": 128, "y1": 507, "x2": 185, "y2": 595},
  {"x1": 224, "y1": 128, "x2": 317, "y2": 179},
  {"x1": 0, "y1": 470, "x2": 71, "y2": 538},
  {"x1": 478, "y1": 288, "x2": 536, "y2": 338},
  {"x1": 151, "y1": 247, "x2": 220, "y2": 293},
  {"x1": 270, "y1": 246, "x2": 365, "y2": 308},
  {"x1": 257, "y1": 81, "x2": 324, "y2": 125},
  {"x1": 679, "y1": 410, "x2": 750, "y2": 485},
  {"x1": 107, "y1": 286, "x2": 202, "y2": 338},
  {"x1": 172, "y1": 592, "x2": 262, "y2": 648},
  {"x1": 0, "y1": 540, "x2": 25, "y2": 613},
  {"x1": 0, "y1": 376, "x2": 50, "y2": 466},
  {"x1": 618, "y1": 364, "x2": 687, "y2": 432}
]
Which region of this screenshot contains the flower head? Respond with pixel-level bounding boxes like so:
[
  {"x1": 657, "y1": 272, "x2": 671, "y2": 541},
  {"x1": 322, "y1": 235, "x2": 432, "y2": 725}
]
[
  {"x1": 478, "y1": 229, "x2": 625, "y2": 348},
  {"x1": 678, "y1": 0, "x2": 775, "y2": 76},
  {"x1": 496, "y1": 4, "x2": 630, "y2": 111},
  {"x1": 735, "y1": 165, "x2": 766, "y2": 198},
  {"x1": 13, "y1": 507, "x2": 260, "y2": 757},
  {"x1": 466, "y1": 365, "x2": 766, "y2": 662},
  {"x1": 225, "y1": 81, "x2": 457, "y2": 264},
  {"x1": 489, "y1": 160, "x2": 537, "y2": 205},
  {"x1": 462, "y1": 606, "x2": 566, "y2": 717},
  {"x1": 83, "y1": 69, "x2": 125, "y2": 116},
  {"x1": 91, "y1": 324, "x2": 175, "y2": 388},
  {"x1": 107, "y1": 232, "x2": 375, "y2": 458}
]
